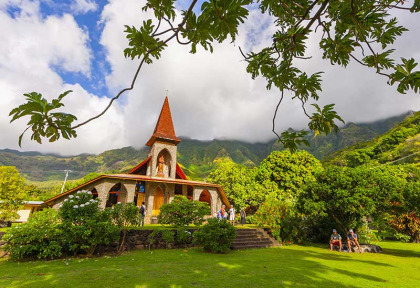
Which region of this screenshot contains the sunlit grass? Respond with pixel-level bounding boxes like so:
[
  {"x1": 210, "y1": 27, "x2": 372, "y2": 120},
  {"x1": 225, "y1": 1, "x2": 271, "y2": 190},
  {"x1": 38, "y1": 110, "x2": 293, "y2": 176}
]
[{"x1": 0, "y1": 241, "x2": 419, "y2": 288}]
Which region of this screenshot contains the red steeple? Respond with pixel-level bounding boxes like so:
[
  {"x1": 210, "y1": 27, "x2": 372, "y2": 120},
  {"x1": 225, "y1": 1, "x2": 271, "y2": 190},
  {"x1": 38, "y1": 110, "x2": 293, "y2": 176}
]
[{"x1": 146, "y1": 97, "x2": 181, "y2": 146}]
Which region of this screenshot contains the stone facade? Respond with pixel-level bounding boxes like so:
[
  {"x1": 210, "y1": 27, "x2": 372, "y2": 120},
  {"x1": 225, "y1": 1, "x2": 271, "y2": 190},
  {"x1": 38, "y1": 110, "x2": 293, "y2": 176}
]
[{"x1": 44, "y1": 97, "x2": 230, "y2": 223}]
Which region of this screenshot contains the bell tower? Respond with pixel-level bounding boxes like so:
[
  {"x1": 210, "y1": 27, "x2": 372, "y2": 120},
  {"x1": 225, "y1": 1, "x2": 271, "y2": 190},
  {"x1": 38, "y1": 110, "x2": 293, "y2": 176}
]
[{"x1": 145, "y1": 97, "x2": 180, "y2": 179}]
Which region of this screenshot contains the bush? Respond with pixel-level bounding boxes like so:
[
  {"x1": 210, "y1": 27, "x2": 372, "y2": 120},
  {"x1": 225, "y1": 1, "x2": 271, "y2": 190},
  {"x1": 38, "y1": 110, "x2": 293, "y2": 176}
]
[
  {"x1": 254, "y1": 195, "x2": 304, "y2": 243},
  {"x1": 357, "y1": 220, "x2": 378, "y2": 244},
  {"x1": 176, "y1": 228, "x2": 192, "y2": 247},
  {"x1": 3, "y1": 209, "x2": 62, "y2": 260},
  {"x1": 161, "y1": 230, "x2": 175, "y2": 248},
  {"x1": 110, "y1": 203, "x2": 139, "y2": 254},
  {"x1": 148, "y1": 230, "x2": 160, "y2": 249},
  {"x1": 194, "y1": 218, "x2": 236, "y2": 253},
  {"x1": 59, "y1": 190, "x2": 119, "y2": 256},
  {"x1": 158, "y1": 196, "x2": 210, "y2": 227}
]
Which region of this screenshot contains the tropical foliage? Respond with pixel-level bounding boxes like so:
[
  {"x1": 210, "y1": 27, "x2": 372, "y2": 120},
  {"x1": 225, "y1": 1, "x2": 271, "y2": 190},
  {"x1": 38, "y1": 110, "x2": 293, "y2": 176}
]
[
  {"x1": 0, "y1": 166, "x2": 26, "y2": 221},
  {"x1": 158, "y1": 196, "x2": 210, "y2": 226},
  {"x1": 194, "y1": 218, "x2": 236, "y2": 253}
]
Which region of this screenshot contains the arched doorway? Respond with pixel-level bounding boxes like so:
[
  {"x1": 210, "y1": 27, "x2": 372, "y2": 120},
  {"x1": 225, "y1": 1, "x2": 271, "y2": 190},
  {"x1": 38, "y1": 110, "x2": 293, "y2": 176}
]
[
  {"x1": 91, "y1": 188, "x2": 98, "y2": 199},
  {"x1": 106, "y1": 183, "x2": 121, "y2": 207},
  {"x1": 153, "y1": 186, "x2": 164, "y2": 215},
  {"x1": 199, "y1": 190, "x2": 211, "y2": 209},
  {"x1": 134, "y1": 181, "x2": 146, "y2": 206}
]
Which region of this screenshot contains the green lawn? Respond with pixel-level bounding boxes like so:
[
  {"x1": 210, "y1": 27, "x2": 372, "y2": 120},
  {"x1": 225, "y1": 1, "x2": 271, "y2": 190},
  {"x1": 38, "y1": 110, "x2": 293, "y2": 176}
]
[{"x1": 0, "y1": 241, "x2": 419, "y2": 288}]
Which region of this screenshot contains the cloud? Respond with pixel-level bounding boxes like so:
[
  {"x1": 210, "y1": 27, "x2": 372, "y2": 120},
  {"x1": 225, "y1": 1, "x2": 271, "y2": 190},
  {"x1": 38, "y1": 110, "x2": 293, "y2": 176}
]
[
  {"x1": 0, "y1": 1, "x2": 124, "y2": 155},
  {"x1": 70, "y1": 0, "x2": 97, "y2": 14},
  {"x1": 0, "y1": 0, "x2": 419, "y2": 156}
]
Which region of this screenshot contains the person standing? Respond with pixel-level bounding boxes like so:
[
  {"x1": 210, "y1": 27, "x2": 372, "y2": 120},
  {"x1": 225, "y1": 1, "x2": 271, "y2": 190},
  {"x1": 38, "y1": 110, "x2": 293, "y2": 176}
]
[
  {"x1": 330, "y1": 229, "x2": 342, "y2": 252},
  {"x1": 139, "y1": 202, "x2": 146, "y2": 227},
  {"x1": 220, "y1": 205, "x2": 227, "y2": 220},
  {"x1": 229, "y1": 206, "x2": 236, "y2": 225},
  {"x1": 240, "y1": 208, "x2": 246, "y2": 225}
]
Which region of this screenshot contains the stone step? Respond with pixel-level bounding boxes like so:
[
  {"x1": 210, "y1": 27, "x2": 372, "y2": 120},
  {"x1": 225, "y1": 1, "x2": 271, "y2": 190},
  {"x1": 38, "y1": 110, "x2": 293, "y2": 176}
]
[
  {"x1": 234, "y1": 234, "x2": 265, "y2": 240},
  {"x1": 232, "y1": 243, "x2": 279, "y2": 249},
  {"x1": 232, "y1": 238, "x2": 273, "y2": 245},
  {"x1": 231, "y1": 228, "x2": 279, "y2": 250}
]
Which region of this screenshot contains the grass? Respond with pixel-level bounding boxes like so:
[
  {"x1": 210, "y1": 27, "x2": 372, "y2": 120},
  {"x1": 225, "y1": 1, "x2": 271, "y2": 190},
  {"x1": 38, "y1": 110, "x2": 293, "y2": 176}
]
[{"x1": 0, "y1": 241, "x2": 419, "y2": 288}]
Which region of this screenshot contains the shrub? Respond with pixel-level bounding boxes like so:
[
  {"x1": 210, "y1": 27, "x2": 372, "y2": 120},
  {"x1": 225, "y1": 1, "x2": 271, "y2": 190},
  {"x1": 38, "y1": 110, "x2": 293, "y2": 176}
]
[
  {"x1": 254, "y1": 195, "x2": 304, "y2": 243},
  {"x1": 3, "y1": 209, "x2": 62, "y2": 260},
  {"x1": 176, "y1": 227, "x2": 192, "y2": 247},
  {"x1": 194, "y1": 218, "x2": 236, "y2": 253},
  {"x1": 161, "y1": 230, "x2": 175, "y2": 248},
  {"x1": 59, "y1": 190, "x2": 119, "y2": 256},
  {"x1": 357, "y1": 220, "x2": 378, "y2": 244},
  {"x1": 110, "y1": 202, "x2": 139, "y2": 254},
  {"x1": 158, "y1": 196, "x2": 210, "y2": 227},
  {"x1": 148, "y1": 230, "x2": 160, "y2": 250}
]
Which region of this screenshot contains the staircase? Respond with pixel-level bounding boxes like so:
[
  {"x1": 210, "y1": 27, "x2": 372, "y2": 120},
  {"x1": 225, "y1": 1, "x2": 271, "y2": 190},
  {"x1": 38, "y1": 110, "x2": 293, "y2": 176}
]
[{"x1": 231, "y1": 228, "x2": 280, "y2": 250}]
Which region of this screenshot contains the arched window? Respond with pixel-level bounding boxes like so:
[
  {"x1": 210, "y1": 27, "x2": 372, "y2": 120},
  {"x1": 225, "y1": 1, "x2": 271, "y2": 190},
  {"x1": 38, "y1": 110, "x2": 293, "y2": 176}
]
[
  {"x1": 106, "y1": 183, "x2": 121, "y2": 207},
  {"x1": 91, "y1": 188, "x2": 98, "y2": 199}
]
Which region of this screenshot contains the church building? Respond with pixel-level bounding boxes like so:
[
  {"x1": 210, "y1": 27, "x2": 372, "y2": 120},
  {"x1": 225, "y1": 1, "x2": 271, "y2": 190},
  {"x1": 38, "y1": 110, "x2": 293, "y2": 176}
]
[{"x1": 44, "y1": 97, "x2": 230, "y2": 224}]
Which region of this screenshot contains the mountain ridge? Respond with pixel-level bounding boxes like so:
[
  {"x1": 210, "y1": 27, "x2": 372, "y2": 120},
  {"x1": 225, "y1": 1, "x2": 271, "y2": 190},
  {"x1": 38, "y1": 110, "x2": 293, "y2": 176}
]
[{"x1": 0, "y1": 111, "x2": 414, "y2": 181}]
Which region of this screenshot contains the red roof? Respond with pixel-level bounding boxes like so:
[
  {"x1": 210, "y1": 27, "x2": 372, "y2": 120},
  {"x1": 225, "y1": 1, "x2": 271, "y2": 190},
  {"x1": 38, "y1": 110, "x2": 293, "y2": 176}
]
[
  {"x1": 128, "y1": 156, "x2": 151, "y2": 174},
  {"x1": 146, "y1": 97, "x2": 181, "y2": 146}
]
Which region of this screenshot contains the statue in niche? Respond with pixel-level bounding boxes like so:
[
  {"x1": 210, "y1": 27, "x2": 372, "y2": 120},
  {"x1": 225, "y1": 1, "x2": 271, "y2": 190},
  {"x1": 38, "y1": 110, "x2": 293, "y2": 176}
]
[{"x1": 157, "y1": 154, "x2": 165, "y2": 177}]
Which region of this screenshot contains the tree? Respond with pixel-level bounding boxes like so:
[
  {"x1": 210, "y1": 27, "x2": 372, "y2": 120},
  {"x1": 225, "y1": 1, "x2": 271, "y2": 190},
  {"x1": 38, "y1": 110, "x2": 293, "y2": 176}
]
[
  {"x1": 9, "y1": 1, "x2": 420, "y2": 149},
  {"x1": 0, "y1": 166, "x2": 26, "y2": 221},
  {"x1": 296, "y1": 166, "x2": 403, "y2": 233},
  {"x1": 207, "y1": 161, "x2": 274, "y2": 211},
  {"x1": 256, "y1": 150, "x2": 322, "y2": 200},
  {"x1": 158, "y1": 195, "x2": 210, "y2": 226},
  {"x1": 110, "y1": 202, "x2": 140, "y2": 254}
]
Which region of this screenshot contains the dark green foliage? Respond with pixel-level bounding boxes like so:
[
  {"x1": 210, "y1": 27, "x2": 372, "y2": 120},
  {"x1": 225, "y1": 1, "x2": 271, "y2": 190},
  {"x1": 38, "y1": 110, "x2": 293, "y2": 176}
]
[
  {"x1": 254, "y1": 195, "x2": 304, "y2": 243},
  {"x1": 60, "y1": 191, "x2": 120, "y2": 256},
  {"x1": 158, "y1": 196, "x2": 210, "y2": 226},
  {"x1": 297, "y1": 166, "x2": 402, "y2": 233},
  {"x1": 3, "y1": 209, "x2": 62, "y2": 260},
  {"x1": 9, "y1": 91, "x2": 77, "y2": 147},
  {"x1": 176, "y1": 227, "x2": 192, "y2": 247},
  {"x1": 161, "y1": 230, "x2": 175, "y2": 247},
  {"x1": 110, "y1": 203, "x2": 140, "y2": 254},
  {"x1": 194, "y1": 218, "x2": 236, "y2": 253}
]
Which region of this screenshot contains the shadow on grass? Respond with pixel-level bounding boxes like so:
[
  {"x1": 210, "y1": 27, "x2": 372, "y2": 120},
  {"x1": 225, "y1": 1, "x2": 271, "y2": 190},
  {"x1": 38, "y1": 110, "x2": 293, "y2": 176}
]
[
  {"x1": 382, "y1": 248, "x2": 420, "y2": 258},
  {"x1": 0, "y1": 246, "x2": 392, "y2": 288}
]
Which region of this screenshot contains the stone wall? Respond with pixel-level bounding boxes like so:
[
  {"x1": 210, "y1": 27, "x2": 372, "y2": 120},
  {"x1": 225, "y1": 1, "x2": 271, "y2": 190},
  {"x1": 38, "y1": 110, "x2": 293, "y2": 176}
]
[{"x1": 116, "y1": 229, "x2": 198, "y2": 251}]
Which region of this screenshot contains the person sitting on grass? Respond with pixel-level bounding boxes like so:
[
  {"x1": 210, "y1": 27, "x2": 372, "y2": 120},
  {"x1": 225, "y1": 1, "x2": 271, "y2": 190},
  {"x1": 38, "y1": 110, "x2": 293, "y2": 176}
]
[
  {"x1": 347, "y1": 229, "x2": 362, "y2": 253},
  {"x1": 330, "y1": 229, "x2": 342, "y2": 252}
]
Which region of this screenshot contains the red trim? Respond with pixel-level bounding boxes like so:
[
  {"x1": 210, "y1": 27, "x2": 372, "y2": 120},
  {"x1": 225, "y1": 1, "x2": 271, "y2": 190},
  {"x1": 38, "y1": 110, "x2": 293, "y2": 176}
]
[
  {"x1": 128, "y1": 156, "x2": 151, "y2": 174},
  {"x1": 176, "y1": 163, "x2": 187, "y2": 180}
]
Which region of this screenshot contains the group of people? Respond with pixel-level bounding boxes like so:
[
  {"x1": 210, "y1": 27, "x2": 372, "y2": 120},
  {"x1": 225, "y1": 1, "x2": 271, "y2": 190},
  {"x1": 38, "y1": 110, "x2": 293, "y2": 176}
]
[
  {"x1": 215, "y1": 205, "x2": 247, "y2": 225},
  {"x1": 330, "y1": 229, "x2": 362, "y2": 253}
]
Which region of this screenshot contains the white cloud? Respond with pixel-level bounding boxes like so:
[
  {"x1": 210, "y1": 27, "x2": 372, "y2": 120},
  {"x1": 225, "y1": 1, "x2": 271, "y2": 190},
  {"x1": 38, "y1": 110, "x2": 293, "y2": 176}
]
[
  {"x1": 70, "y1": 0, "x2": 97, "y2": 14},
  {"x1": 0, "y1": 0, "x2": 419, "y2": 156},
  {"x1": 0, "y1": 1, "x2": 125, "y2": 155}
]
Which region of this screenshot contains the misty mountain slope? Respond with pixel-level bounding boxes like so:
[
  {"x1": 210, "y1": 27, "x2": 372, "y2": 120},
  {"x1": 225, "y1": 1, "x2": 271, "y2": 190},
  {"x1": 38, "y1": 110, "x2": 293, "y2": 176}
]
[
  {"x1": 0, "y1": 112, "x2": 413, "y2": 181},
  {"x1": 325, "y1": 111, "x2": 420, "y2": 167}
]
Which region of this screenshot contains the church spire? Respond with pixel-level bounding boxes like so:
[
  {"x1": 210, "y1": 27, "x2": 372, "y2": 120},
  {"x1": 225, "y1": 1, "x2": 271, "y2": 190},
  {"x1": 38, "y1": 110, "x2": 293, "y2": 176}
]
[{"x1": 146, "y1": 97, "x2": 181, "y2": 146}]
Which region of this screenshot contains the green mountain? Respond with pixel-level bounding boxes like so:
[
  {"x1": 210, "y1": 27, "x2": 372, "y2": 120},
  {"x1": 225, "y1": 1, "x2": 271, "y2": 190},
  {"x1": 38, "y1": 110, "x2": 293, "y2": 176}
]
[
  {"x1": 0, "y1": 111, "x2": 413, "y2": 181},
  {"x1": 325, "y1": 111, "x2": 420, "y2": 167}
]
